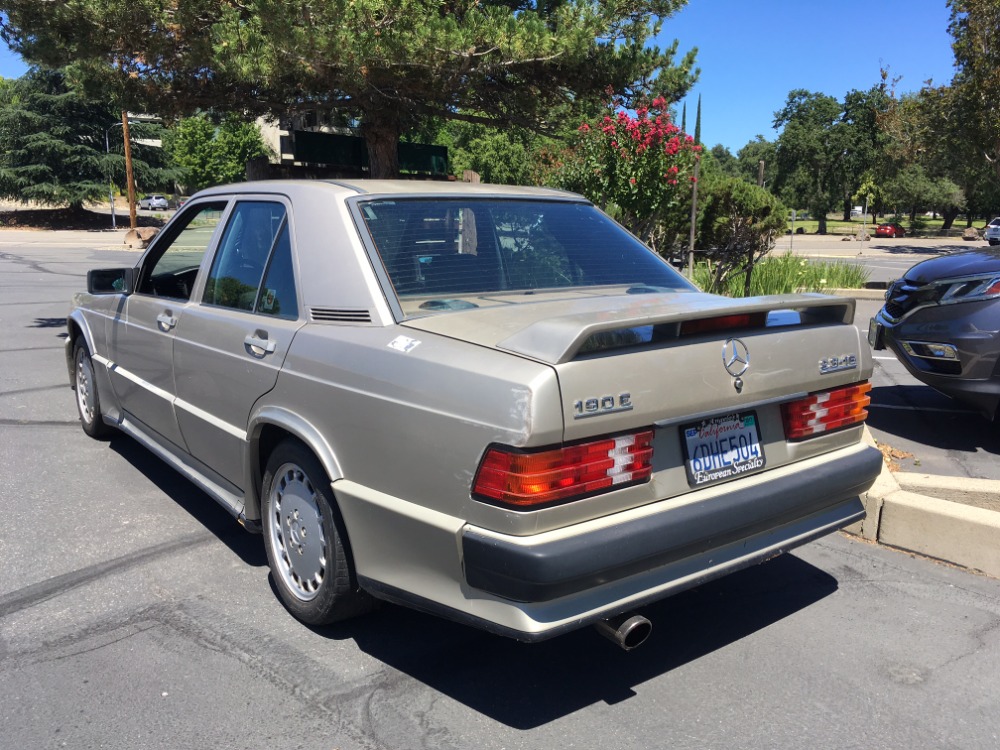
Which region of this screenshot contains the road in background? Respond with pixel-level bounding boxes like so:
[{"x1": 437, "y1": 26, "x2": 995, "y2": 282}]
[{"x1": 2, "y1": 233, "x2": 1000, "y2": 749}]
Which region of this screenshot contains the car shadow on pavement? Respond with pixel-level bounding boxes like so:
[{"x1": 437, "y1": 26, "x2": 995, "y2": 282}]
[
  {"x1": 868, "y1": 385, "x2": 1000, "y2": 456},
  {"x1": 865, "y1": 242, "x2": 971, "y2": 255},
  {"x1": 313, "y1": 553, "x2": 838, "y2": 729},
  {"x1": 107, "y1": 435, "x2": 267, "y2": 567}
]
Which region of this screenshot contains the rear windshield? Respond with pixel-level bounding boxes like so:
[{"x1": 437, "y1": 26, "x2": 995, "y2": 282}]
[{"x1": 358, "y1": 198, "x2": 694, "y2": 311}]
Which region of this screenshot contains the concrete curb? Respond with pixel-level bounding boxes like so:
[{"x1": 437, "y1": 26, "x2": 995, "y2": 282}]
[
  {"x1": 846, "y1": 427, "x2": 1000, "y2": 578},
  {"x1": 825, "y1": 288, "x2": 1000, "y2": 577}
]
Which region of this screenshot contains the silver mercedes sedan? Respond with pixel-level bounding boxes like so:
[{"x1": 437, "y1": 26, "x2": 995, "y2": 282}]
[{"x1": 67, "y1": 180, "x2": 881, "y2": 648}]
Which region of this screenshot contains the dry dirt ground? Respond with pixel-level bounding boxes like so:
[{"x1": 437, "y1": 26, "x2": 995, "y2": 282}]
[{"x1": 0, "y1": 201, "x2": 166, "y2": 231}]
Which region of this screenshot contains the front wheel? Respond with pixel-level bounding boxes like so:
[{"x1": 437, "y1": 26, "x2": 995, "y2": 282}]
[
  {"x1": 73, "y1": 337, "x2": 112, "y2": 439},
  {"x1": 261, "y1": 440, "x2": 372, "y2": 625}
]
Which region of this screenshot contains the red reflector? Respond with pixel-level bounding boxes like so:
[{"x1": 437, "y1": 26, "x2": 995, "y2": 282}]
[
  {"x1": 680, "y1": 312, "x2": 766, "y2": 336},
  {"x1": 781, "y1": 382, "x2": 872, "y2": 440},
  {"x1": 473, "y1": 430, "x2": 654, "y2": 507}
]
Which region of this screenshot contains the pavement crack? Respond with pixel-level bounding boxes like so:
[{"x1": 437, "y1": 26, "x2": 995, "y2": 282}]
[
  {"x1": 0, "y1": 531, "x2": 214, "y2": 619},
  {"x1": 0, "y1": 418, "x2": 79, "y2": 427},
  {"x1": 1, "y1": 384, "x2": 67, "y2": 397}
]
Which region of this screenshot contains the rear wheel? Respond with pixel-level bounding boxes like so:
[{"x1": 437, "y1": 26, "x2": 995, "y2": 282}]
[
  {"x1": 73, "y1": 337, "x2": 112, "y2": 439},
  {"x1": 261, "y1": 440, "x2": 372, "y2": 624}
]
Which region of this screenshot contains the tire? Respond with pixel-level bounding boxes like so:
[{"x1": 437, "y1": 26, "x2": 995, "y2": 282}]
[
  {"x1": 73, "y1": 337, "x2": 113, "y2": 439},
  {"x1": 261, "y1": 440, "x2": 372, "y2": 625}
]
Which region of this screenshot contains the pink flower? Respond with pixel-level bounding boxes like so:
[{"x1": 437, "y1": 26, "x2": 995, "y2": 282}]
[
  {"x1": 578, "y1": 123, "x2": 591, "y2": 133},
  {"x1": 629, "y1": 178, "x2": 636, "y2": 185}
]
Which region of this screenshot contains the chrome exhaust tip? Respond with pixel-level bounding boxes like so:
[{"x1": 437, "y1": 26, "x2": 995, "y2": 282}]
[{"x1": 594, "y1": 613, "x2": 652, "y2": 651}]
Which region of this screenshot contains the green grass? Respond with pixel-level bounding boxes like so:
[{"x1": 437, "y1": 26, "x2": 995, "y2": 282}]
[
  {"x1": 693, "y1": 252, "x2": 870, "y2": 297},
  {"x1": 788, "y1": 213, "x2": 988, "y2": 236}
]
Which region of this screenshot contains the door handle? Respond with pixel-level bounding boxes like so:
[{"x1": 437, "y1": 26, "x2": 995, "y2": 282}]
[
  {"x1": 244, "y1": 332, "x2": 277, "y2": 357},
  {"x1": 156, "y1": 312, "x2": 177, "y2": 331}
]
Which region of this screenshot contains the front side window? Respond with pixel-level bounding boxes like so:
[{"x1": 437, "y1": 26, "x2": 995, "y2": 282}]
[
  {"x1": 136, "y1": 202, "x2": 227, "y2": 300},
  {"x1": 204, "y1": 201, "x2": 287, "y2": 312},
  {"x1": 359, "y1": 199, "x2": 695, "y2": 315}
]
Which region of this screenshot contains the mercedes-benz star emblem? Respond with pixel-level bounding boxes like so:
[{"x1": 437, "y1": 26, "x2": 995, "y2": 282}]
[{"x1": 722, "y1": 338, "x2": 750, "y2": 378}]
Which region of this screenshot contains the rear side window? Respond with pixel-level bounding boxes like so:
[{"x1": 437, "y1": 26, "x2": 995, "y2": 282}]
[
  {"x1": 359, "y1": 199, "x2": 693, "y2": 302},
  {"x1": 255, "y1": 224, "x2": 298, "y2": 320}
]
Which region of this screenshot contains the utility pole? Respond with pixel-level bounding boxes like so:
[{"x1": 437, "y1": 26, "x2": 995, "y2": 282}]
[
  {"x1": 121, "y1": 111, "x2": 137, "y2": 230},
  {"x1": 687, "y1": 158, "x2": 700, "y2": 279},
  {"x1": 757, "y1": 160, "x2": 765, "y2": 188}
]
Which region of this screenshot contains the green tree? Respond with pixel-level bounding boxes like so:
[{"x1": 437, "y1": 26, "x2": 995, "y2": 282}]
[
  {"x1": 694, "y1": 93, "x2": 702, "y2": 144},
  {"x1": 0, "y1": 68, "x2": 170, "y2": 210},
  {"x1": 839, "y1": 83, "x2": 892, "y2": 220},
  {"x1": 707, "y1": 144, "x2": 741, "y2": 179},
  {"x1": 885, "y1": 164, "x2": 966, "y2": 223},
  {"x1": 440, "y1": 123, "x2": 535, "y2": 185},
  {"x1": 163, "y1": 114, "x2": 271, "y2": 192},
  {"x1": 772, "y1": 90, "x2": 848, "y2": 234},
  {"x1": 885, "y1": 164, "x2": 937, "y2": 220},
  {"x1": 696, "y1": 176, "x2": 787, "y2": 295},
  {"x1": 880, "y1": 83, "x2": 991, "y2": 228},
  {"x1": 736, "y1": 136, "x2": 777, "y2": 189},
  {"x1": 0, "y1": 0, "x2": 699, "y2": 179},
  {"x1": 948, "y1": 0, "x2": 1000, "y2": 179}
]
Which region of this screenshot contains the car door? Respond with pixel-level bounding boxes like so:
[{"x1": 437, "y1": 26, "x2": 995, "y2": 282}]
[
  {"x1": 172, "y1": 199, "x2": 305, "y2": 487},
  {"x1": 108, "y1": 201, "x2": 228, "y2": 448}
]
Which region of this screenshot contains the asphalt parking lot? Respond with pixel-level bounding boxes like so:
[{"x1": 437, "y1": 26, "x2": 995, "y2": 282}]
[
  {"x1": 790, "y1": 235, "x2": 1000, "y2": 480},
  {"x1": 2, "y1": 229, "x2": 1000, "y2": 749}
]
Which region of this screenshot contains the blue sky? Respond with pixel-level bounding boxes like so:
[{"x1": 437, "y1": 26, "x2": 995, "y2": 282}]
[
  {"x1": 1, "y1": 0, "x2": 957, "y2": 153},
  {"x1": 662, "y1": 0, "x2": 957, "y2": 151}
]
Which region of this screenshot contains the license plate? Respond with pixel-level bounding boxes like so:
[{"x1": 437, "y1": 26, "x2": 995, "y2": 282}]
[
  {"x1": 681, "y1": 411, "x2": 765, "y2": 488},
  {"x1": 868, "y1": 318, "x2": 885, "y2": 349}
]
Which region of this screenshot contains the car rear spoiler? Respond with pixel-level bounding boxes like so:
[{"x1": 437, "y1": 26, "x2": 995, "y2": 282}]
[{"x1": 496, "y1": 294, "x2": 856, "y2": 364}]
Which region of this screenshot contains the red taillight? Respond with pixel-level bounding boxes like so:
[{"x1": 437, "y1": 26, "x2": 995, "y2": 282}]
[
  {"x1": 781, "y1": 382, "x2": 872, "y2": 440},
  {"x1": 473, "y1": 430, "x2": 654, "y2": 508},
  {"x1": 680, "y1": 312, "x2": 766, "y2": 336}
]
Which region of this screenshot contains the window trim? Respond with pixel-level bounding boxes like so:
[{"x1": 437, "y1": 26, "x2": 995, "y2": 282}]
[{"x1": 134, "y1": 199, "x2": 232, "y2": 301}]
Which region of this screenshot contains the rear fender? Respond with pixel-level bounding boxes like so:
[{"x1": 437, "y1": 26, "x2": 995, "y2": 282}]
[{"x1": 244, "y1": 405, "x2": 345, "y2": 522}]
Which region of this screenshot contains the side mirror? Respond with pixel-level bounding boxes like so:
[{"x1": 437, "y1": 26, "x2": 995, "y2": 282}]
[{"x1": 87, "y1": 267, "x2": 135, "y2": 295}]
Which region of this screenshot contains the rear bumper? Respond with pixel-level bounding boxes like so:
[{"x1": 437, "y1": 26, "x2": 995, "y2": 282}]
[{"x1": 462, "y1": 445, "x2": 881, "y2": 603}]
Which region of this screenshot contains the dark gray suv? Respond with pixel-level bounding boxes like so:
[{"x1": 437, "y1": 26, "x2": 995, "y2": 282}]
[{"x1": 870, "y1": 248, "x2": 1000, "y2": 419}]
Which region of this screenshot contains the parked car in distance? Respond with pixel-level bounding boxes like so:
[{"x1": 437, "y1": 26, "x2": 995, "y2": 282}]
[
  {"x1": 984, "y1": 217, "x2": 1000, "y2": 246},
  {"x1": 870, "y1": 247, "x2": 1000, "y2": 419},
  {"x1": 138, "y1": 194, "x2": 169, "y2": 210},
  {"x1": 67, "y1": 180, "x2": 882, "y2": 647},
  {"x1": 875, "y1": 222, "x2": 906, "y2": 238}
]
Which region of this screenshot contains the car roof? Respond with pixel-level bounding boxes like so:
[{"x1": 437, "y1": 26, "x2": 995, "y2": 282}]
[{"x1": 192, "y1": 179, "x2": 586, "y2": 202}]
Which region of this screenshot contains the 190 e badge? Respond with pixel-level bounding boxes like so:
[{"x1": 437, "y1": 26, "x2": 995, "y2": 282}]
[{"x1": 573, "y1": 393, "x2": 633, "y2": 419}]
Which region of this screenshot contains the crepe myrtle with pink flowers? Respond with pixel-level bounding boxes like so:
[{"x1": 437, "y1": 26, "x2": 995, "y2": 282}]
[{"x1": 553, "y1": 95, "x2": 700, "y2": 252}]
